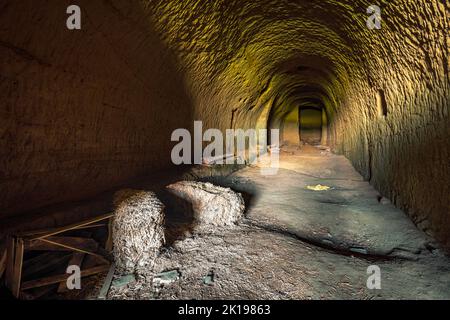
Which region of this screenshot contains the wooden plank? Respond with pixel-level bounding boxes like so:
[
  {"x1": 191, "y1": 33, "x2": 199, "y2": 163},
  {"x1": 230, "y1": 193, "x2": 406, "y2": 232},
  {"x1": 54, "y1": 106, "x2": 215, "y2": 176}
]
[
  {"x1": 20, "y1": 284, "x2": 57, "y2": 300},
  {"x1": 11, "y1": 238, "x2": 24, "y2": 298},
  {"x1": 83, "y1": 251, "x2": 110, "y2": 269},
  {"x1": 21, "y1": 264, "x2": 110, "y2": 290},
  {"x1": 23, "y1": 252, "x2": 56, "y2": 270},
  {"x1": 16, "y1": 213, "x2": 113, "y2": 239},
  {"x1": 73, "y1": 223, "x2": 106, "y2": 230},
  {"x1": 105, "y1": 218, "x2": 113, "y2": 252},
  {"x1": 5, "y1": 236, "x2": 15, "y2": 289},
  {"x1": 26, "y1": 236, "x2": 99, "y2": 255},
  {"x1": 27, "y1": 213, "x2": 114, "y2": 240},
  {"x1": 98, "y1": 263, "x2": 115, "y2": 300},
  {"x1": 40, "y1": 238, "x2": 101, "y2": 257},
  {"x1": 22, "y1": 252, "x2": 72, "y2": 279},
  {"x1": 0, "y1": 245, "x2": 7, "y2": 280},
  {"x1": 16, "y1": 223, "x2": 105, "y2": 238},
  {"x1": 96, "y1": 247, "x2": 112, "y2": 263},
  {"x1": 15, "y1": 228, "x2": 54, "y2": 238},
  {"x1": 57, "y1": 252, "x2": 85, "y2": 293}
]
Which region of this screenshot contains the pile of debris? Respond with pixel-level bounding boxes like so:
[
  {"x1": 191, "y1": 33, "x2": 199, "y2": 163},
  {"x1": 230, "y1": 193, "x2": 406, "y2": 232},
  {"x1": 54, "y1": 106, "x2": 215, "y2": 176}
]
[
  {"x1": 101, "y1": 181, "x2": 244, "y2": 298},
  {"x1": 112, "y1": 189, "x2": 166, "y2": 274},
  {"x1": 166, "y1": 181, "x2": 245, "y2": 232},
  {"x1": 0, "y1": 181, "x2": 244, "y2": 300},
  {"x1": 1, "y1": 213, "x2": 113, "y2": 300}
]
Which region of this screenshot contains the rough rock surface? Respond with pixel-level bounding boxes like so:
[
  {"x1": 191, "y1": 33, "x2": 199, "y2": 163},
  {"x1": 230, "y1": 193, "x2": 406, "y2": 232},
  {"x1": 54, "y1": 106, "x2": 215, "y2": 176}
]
[
  {"x1": 112, "y1": 189, "x2": 165, "y2": 274},
  {"x1": 106, "y1": 224, "x2": 450, "y2": 300},
  {"x1": 166, "y1": 181, "x2": 245, "y2": 231},
  {"x1": 1, "y1": 0, "x2": 448, "y2": 250},
  {"x1": 104, "y1": 147, "x2": 450, "y2": 300}
]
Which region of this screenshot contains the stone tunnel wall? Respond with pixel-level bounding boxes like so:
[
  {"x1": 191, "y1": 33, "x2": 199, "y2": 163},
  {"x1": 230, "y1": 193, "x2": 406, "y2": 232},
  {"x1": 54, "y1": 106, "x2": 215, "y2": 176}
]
[
  {"x1": 0, "y1": 0, "x2": 448, "y2": 249},
  {"x1": 145, "y1": 0, "x2": 449, "y2": 248},
  {"x1": 330, "y1": 1, "x2": 449, "y2": 249},
  {"x1": 0, "y1": 0, "x2": 194, "y2": 218},
  {"x1": 281, "y1": 108, "x2": 299, "y2": 145}
]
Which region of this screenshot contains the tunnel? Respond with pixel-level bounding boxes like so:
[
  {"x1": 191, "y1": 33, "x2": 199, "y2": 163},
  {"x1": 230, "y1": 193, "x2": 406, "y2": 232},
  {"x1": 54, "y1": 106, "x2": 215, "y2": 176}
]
[
  {"x1": 299, "y1": 107, "x2": 323, "y2": 145},
  {"x1": 0, "y1": 0, "x2": 449, "y2": 301}
]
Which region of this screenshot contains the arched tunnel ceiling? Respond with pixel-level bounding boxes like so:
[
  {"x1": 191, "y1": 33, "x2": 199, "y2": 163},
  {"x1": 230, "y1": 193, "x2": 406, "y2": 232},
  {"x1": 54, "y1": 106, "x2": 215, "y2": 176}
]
[
  {"x1": 148, "y1": 1, "x2": 444, "y2": 120},
  {"x1": 145, "y1": 0, "x2": 377, "y2": 129},
  {"x1": 0, "y1": 0, "x2": 449, "y2": 248},
  {"x1": 146, "y1": 1, "x2": 449, "y2": 253},
  {"x1": 145, "y1": 0, "x2": 447, "y2": 136}
]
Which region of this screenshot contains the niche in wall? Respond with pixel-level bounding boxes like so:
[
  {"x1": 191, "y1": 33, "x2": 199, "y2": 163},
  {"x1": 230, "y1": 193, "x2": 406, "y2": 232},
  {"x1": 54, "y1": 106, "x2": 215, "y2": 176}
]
[
  {"x1": 376, "y1": 89, "x2": 388, "y2": 117},
  {"x1": 299, "y1": 107, "x2": 322, "y2": 145}
]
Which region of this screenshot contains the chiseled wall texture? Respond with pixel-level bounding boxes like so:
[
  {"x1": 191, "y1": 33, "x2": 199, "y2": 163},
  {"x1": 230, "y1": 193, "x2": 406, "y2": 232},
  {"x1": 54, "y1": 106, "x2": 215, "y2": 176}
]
[
  {"x1": 281, "y1": 108, "x2": 299, "y2": 145},
  {"x1": 0, "y1": 0, "x2": 194, "y2": 217},
  {"x1": 0, "y1": 1, "x2": 448, "y2": 248}
]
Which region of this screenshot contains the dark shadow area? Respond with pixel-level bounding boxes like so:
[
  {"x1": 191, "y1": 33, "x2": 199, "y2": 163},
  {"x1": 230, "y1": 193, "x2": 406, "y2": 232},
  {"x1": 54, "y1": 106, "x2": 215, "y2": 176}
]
[
  {"x1": 156, "y1": 190, "x2": 195, "y2": 247},
  {"x1": 196, "y1": 174, "x2": 258, "y2": 217},
  {"x1": 299, "y1": 107, "x2": 322, "y2": 145},
  {"x1": 0, "y1": 0, "x2": 195, "y2": 221}
]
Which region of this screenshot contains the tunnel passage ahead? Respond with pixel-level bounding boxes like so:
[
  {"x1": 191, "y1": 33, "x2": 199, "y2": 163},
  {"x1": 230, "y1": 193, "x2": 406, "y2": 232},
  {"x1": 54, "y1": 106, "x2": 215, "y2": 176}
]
[
  {"x1": 106, "y1": 144, "x2": 450, "y2": 300},
  {"x1": 0, "y1": 0, "x2": 449, "y2": 251},
  {"x1": 299, "y1": 108, "x2": 323, "y2": 145}
]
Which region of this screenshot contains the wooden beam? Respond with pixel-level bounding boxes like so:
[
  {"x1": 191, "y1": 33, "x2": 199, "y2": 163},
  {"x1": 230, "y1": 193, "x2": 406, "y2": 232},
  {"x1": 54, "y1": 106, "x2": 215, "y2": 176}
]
[
  {"x1": 20, "y1": 284, "x2": 57, "y2": 300},
  {"x1": 98, "y1": 263, "x2": 115, "y2": 300},
  {"x1": 0, "y1": 245, "x2": 7, "y2": 280},
  {"x1": 21, "y1": 264, "x2": 110, "y2": 290},
  {"x1": 22, "y1": 253, "x2": 72, "y2": 279},
  {"x1": 16, "y1": 224, "x2": 104, "y2": 238},
  {"x1": 15, "y1": 213, "x2": 113, "y2": 239},
  {"x1": 5, "y1": 236, "x2": 15, "y2": 290},
  {"x1": 28, "y1": 213, "x2": 114, "y2": 240},
  {"x1": 11, "y1": 238, "x2": 24, "y2": 298},
  {"x1": 4, "y1": 214, "x2": 113, "y2": 298},
  {"x1": 40, "y1": 238, "x2": 101, "y2": 257},
  {"x1": 105, "y1": 218, "x2": 113, "y2": 252},
  {"x1": 26, "y1": 236, "x2": 99, "y2": 255},
  {"x1": 73, "y1": 223, "x2": 107, "y2": 230}
]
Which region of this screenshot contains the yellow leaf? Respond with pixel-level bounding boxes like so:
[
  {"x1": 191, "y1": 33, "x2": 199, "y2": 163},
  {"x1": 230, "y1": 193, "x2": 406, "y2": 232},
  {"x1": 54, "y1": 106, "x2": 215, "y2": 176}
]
[{"x1": 306, "y1": 184, "x2": 331, "y2": 191}]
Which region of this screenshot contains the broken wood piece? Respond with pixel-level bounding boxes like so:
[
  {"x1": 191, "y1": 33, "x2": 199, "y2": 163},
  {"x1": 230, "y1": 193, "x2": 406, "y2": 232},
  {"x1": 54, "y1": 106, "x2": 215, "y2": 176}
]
[
  {"x1": 5, "y1": 236, "x2": 15, "y2": 289},
  {"x1": 4, "y1": 213, "x2": 114, "y2": 299},
  {"x1": 26, "y1": 213, "x2": 113, "y2": 241},
  {"x1": 57, "y1": 252, "x2": 85, "y2": 293},
  {"x1": 98, "y1": 263, "x2": 115, "y2": 300},
  {"x1": 105, "y1": 218, "x2": 113, "y2": 252},
  {"x1": 21, "y1": 264, "x2": 110, "y2": 290},
  {"x1": 40, "y1": 237, "x2": 99, "y2": 257},
  {"x1": 11, "y1": 238, "x2": 24, "y2": 298},
  {"x1": 15, "y1": 223, "x2": 105, "y2": 238},
  {"x1": 20, "y1": 284, "x2": 57, "y2": 300},
  {"x1": 73, "y1": 223, "x2": 107, "y2": 230},
  {"x1": 90, "y1": 254, "x2": 111, "y2": 265},
  {"x1": 0, "y1": 243, "x2": 6, "y2": 280},
  {"x1": 22, "y1": 252, "x2": 72, "y2": 279},
  {"x1": 26, "y1": 236, "x2": 99, "y2": 256}
]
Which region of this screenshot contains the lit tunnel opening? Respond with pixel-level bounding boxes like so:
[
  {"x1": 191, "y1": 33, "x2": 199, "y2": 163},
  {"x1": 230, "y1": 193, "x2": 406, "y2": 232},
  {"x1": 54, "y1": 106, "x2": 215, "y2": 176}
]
[{"x1": 299, "y1": 107, "x2": 323, "y2": 146}]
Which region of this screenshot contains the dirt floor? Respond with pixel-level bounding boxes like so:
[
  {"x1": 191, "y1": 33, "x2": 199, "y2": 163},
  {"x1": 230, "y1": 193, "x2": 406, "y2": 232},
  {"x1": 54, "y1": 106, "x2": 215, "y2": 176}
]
[{"x1": 86, "y1": 144, "x2": 450, "y2": 300}]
